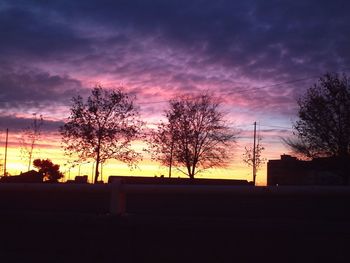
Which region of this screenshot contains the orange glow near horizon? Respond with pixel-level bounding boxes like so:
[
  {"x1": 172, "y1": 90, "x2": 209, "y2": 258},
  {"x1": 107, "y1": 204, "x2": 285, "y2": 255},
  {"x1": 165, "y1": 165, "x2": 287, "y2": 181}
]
[{"x1": 0, "y1": 129, "x2": 289, "y2": 186}]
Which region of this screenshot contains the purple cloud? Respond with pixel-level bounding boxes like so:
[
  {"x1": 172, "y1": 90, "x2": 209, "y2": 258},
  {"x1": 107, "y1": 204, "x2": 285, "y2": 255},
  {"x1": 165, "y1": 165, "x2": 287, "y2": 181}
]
[{"x1": 1, "y1": 0, "x2": 349, "y2": 130}]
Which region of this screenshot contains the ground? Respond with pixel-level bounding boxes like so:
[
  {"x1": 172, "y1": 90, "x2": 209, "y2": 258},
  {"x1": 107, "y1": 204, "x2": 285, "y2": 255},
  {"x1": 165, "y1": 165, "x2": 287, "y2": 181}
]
[{"x1": 0, "y1": 186, "x2": 349, "y2": 262}]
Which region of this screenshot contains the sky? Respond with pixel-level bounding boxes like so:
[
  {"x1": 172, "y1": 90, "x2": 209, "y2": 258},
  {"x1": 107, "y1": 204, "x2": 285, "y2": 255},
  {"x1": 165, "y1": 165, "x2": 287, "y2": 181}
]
[{"x1": 1, "y1": 0, "x2": 350, "y2": 184}]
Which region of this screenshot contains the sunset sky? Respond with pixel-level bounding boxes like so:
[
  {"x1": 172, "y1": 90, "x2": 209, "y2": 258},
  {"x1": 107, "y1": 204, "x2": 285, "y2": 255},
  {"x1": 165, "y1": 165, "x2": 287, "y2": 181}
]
[{"x1": 1, "y1": 0, "x2": 350, "y2": 184}]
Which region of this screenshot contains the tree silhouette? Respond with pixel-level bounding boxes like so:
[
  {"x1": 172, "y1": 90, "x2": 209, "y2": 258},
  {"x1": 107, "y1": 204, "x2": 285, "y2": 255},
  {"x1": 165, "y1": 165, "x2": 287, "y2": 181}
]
[
  {"x1": 284, "y1": 72, "x2": 350, "y2": 184},
  {"x1": 242, "y1": 136, "x2": 265, "y2": 183},
  {"x1": 147, "y1": 122, "x2": 176, "y2": 177},
  {"x1": 285, "y1": 72, "x2": 350, "y2": 158},
  {"x1": 20, "y1": 113, "x2": 43, "y2": 171},
  {"x1": 149, "y1": 94, "x2": 237, "y2": 179},
  {"x1": 33, "y1": 159, "x2": 64, "y2": 183},
  {"x1": 60, "y1": 86, "x2": 142, "y2": 183}
]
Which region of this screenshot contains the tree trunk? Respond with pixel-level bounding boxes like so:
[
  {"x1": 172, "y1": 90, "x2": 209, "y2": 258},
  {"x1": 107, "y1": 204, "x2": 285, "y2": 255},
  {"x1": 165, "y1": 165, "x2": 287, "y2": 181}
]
[
  {"x1": 186, "y1": 165, "x2": 193, "y2": 179},
  {"x1": 168, "y1": 140, "x2": 173, "y2": 178},
  {"x1": 94, "y1": 139, "x2": 101, "y2": 184},
  {"x1": 188, "y1": 165, "x2": 195, "y2": 180},
  {"x1": 190, "y1": 163, "x2": 196, "y2": 180},
  {"x1": 94, "y1": 159, "x2": 100, "y2": 184}
]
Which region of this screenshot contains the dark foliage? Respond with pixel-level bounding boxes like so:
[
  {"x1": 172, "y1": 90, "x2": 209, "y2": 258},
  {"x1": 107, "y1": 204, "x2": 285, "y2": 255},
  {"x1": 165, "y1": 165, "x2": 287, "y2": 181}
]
[
  {"x1": 286, "y1": 72, "x2": 350, "y2": 158},
  {"x1": 284, "y1": 73, "x2": 350, "y2": 184},
  {"x1": 33, "y1": 159, "x2": 63, "y2": 183}
]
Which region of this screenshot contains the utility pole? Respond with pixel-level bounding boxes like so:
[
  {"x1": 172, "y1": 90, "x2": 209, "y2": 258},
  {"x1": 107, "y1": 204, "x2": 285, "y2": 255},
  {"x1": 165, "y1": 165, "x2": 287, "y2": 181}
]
[
  {"x1": 168, "y1": 140, "x2": 173, "y2": 178},
  {"x1": 252, "y1": 122, "x2": 257, "y2": 185},
  {"x1": 4, "y1": 128, "x2": 9, "y2": 177}
]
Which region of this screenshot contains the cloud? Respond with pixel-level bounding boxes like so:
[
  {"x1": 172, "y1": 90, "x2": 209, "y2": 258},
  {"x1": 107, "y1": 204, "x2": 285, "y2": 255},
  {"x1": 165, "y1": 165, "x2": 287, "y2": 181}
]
[
  {"x1": 0, "y1": 67, "x2": 85, "y2": 119},
  {"x1": 0, "y1": 114, "x2": 64, "y2": 132},
  {"x1": 0, "y1": 67, "x2": 82, "y2": 110},
  {"x1": 47, "y1": 0, "x2": 350, "y2": 76},
  {"x1": 0, "y1": 4, "x2": 93, "y2": 61},
  {"x1": 1, "y1": 0, "x2": 349, "y2": 122},
  {"x1": 2, "y1": 1, "x2": 349, "y2": 75}
]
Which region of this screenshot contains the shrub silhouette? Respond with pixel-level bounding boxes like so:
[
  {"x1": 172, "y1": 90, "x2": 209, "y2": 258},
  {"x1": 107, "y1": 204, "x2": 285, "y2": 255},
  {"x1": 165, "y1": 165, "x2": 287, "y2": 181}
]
[{"x1": 33, "y1": 159, "x2": 64, "y2": 183}]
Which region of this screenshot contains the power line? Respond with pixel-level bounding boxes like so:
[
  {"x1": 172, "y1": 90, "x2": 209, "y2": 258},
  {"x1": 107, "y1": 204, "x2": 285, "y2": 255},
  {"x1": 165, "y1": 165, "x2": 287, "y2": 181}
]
[
  {"x1": 138, "y1": 100, "x2": 169, "y2": 105},
  {"x1": 229, "y1": 67, "x2": 350, "y2": 93},
  {"x1": 259, "y1": 125, "x2": 293, "y2": 130},
  {"x1": 136, "y1": 68, "x2": 350, "y2": 106},
  {"x1": 226, "y1": 77, "x2": 315, "y2": 95},
  {"x1": 145, "y1": 121, "x2": 294, "y2": 132}
]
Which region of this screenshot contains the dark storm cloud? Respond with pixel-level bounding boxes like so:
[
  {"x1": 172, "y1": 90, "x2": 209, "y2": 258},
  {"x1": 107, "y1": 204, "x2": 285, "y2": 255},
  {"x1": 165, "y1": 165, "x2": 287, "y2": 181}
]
[
  {"x1": 0, "y1": 67, "x2": 82, "y2": 109},
  {"x1": 3, "y1": 0, "x2": 350, "y2": 75},
  {"x1": 1, "y1": 0, "x2": 350, "y2": 113},
  {"x1": 0, "y1": 114, "x2": 64, "y2": 132},
  {"x1": 45, "y1": 1, "x2": 350, "y2": 73},
  {"x1": 0, "y1": 3, "x2": 93, "y2": 61}
]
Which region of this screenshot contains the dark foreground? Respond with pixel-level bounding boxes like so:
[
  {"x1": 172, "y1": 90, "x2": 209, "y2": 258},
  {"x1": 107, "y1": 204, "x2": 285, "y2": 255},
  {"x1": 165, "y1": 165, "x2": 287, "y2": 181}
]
[{"x1": 0, "y1": 185, "x2": 350, "y2": 263}]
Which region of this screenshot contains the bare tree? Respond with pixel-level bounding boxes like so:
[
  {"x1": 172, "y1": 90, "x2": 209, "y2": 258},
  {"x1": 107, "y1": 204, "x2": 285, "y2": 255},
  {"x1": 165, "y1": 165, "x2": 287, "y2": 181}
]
[
  {"x1": 20, "y1": 113, "x2": 43, "y2": 171},
  {"x1": 60, "y1": 86, "x2": 142, "y2": 183},
  {"x1": 147, "y1": 122, "x2": 176, "y2": 177},
  {"x1": 149, "y1": 94, "x2": 237, "y2": 179},
  {"x1": 242, "y1": 136, "x2": 266, "y2": 183}
]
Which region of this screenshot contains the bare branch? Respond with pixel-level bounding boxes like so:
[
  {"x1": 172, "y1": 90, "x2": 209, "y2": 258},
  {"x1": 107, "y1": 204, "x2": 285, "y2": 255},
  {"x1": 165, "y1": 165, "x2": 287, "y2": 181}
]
[
  {"x1": 60, "y1": 86, "x2": 142, "y2": 183},
  {"x1": 147, "y1": 93, "x2": 237, "y2": 179}
]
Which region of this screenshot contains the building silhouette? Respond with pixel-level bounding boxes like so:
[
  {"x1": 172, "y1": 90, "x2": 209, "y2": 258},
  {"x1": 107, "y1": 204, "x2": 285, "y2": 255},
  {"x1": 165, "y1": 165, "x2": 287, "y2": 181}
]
[
  {"x1": 0, "y1": 170, "x2": 44, "y2": 183},
  {"x1": 267, "y1": 155, "x2": 346, "y2": 185}
]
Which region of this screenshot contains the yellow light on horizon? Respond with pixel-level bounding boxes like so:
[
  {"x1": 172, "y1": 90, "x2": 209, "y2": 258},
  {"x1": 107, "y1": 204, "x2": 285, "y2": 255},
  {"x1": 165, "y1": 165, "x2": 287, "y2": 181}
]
[{"x1": 0, "y1": 131, "x2": 273, "y2": 185}]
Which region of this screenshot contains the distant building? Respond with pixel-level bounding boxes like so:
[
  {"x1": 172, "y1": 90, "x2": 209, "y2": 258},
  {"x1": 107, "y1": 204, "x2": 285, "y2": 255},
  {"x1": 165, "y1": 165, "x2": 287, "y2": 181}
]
[
  {"x1": 267, "y1": 155, "x2": 346, "y2": 185},
  {"x1": 0, "y1": 170, "x2": 44, "y2": 183},
  {"x1": 108, "y1": 176, "x2": 252, "y2": 185},
  {"x1": 66, "y1": 175, "x2": 88, "y2": 184}
]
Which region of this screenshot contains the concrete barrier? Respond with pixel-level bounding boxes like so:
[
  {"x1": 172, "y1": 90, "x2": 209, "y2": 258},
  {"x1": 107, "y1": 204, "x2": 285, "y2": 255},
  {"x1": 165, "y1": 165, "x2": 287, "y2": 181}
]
[
  {"x1": 112, "y1": 182, "x2": 350, "y2": 215},
  {"x1": 1, "y1": 182, "x2": 350, "y2": 216}
]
